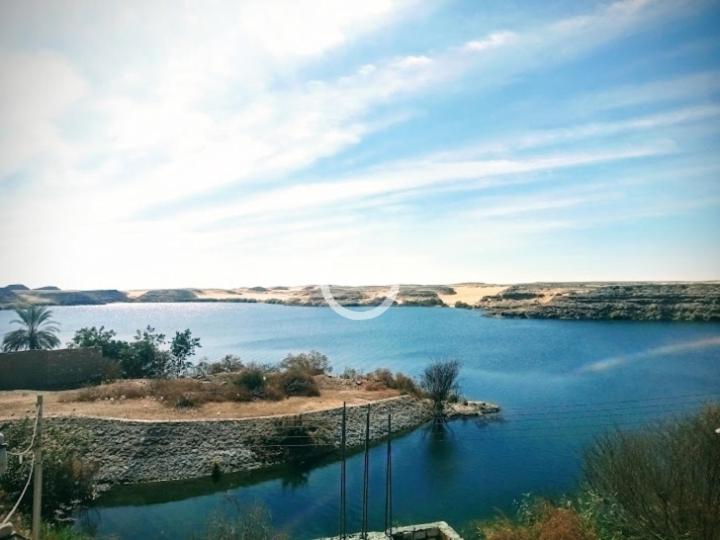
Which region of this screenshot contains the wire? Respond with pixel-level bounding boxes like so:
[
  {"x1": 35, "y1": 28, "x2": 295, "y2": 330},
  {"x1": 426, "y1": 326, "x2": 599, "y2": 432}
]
[
  {"x1": 500, "y1": 392, "x2": 719, "y2": 413},
  {"x1": 7, "y1": 403, "x2": 40, "y2": 458},
  {"x1": 0, "y1": 454, "x2": 34, "y2": 525}
]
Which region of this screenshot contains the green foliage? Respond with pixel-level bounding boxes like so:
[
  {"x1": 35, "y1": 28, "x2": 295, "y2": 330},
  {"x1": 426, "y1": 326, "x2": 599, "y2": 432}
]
[
  {"x1": 279, "y1": 351, "x2": 330, "y2": 375},
  {"x1": 234, "y1": 368, "x2": 267, "y2": 395},
  {"x1": 2, "y1": 305, "x2": 60, "y2": 352},
  {"x1": 68, "y1": 326, "x2": 129, "y2": 360},
  {"x1": 119, "y1": 326, "x2": 171, "y2": 378},
  {"x1": 0, "y1": 419, "x2": 96, "y2": 522},
  {"x1": 69, "y1": 325, "x2": 202, "y2": 379},
  {"x1": 583, "y1": 404, "x2": 720, "y2": 540},
  {"x1": 170, "y1": 329, "x2": 202, "y2": 377},
  {"x1": 40, "y1": 524, "x2": 95, "y2": 540}
]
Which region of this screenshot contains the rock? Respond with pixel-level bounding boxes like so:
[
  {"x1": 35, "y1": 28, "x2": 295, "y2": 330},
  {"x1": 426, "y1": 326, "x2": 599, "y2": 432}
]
[
  {"x1": 4, "y1": 396, "x2": 434, "y2": 485},
  {"x1": 476, "y1": 282, "x2": 720, "y2": 321},
  {"x1": 447, "y1": 400, "x2": 500, "y2": 417}
]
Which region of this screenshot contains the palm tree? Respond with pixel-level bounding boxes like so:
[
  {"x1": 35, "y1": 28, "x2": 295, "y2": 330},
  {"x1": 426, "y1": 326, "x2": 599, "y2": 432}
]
[{"x1": 2, "y1": 305, "x2": 61, "y2": 352}]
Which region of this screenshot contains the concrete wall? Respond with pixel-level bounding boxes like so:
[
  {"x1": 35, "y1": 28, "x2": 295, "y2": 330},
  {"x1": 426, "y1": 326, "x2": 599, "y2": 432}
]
[
  {"x1": 40, "y1": 395, "x2": 432, "y2": 485},
  {"x1": 0, "y1": 348, "x2": 112, "y2": 390},
  {"x1": 319, "y1": 521, "x2": 464, "y2": 540}
]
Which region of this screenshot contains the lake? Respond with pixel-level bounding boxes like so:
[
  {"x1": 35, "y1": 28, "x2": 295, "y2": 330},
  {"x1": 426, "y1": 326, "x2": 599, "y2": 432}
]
[{"x1": 2, "y1": 302, "x2": 719, "y2": 539}]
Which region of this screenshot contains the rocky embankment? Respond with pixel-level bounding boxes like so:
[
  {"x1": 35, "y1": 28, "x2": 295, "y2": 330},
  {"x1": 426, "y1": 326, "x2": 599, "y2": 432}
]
[
  {"x1": 36, "y1": 396, "x2": 435, "y2": 486},
  {"x1": 476, "y1": 282, "x2": 720, "y2": 321}
]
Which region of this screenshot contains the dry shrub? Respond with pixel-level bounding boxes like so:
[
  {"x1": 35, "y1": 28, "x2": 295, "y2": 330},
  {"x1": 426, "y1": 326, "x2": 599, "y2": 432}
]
[
  {"x1": 365, "y1": 380, "x2": 388, "y2": 391},
  {"x1": 537, "y1": 507, "x2": 595, "y2": 540},
  {"x1": 150, "y1": 379, "x2": 252, "y2": 408},
  {"x1": 274, "y1": 369, "x2": 319, "y2": 397},
  {"x1": 478, "y1": 500, "x2": 596, "y2": 540},
  {"x1": 584, "y1": 404, "x2": 720, "y2": 540},
  {"x1": 365, "y1": 369, "x2": 422, "y2": 396},
  {"x1": 392, "y1": 373, "x2": 422, "y2": 396},
  {"x1": 279, "y1": 351, "x2": 330, "y2": 375},
  {"x1": 60, "y1": 381, "x2": 150, "y2": 402}
]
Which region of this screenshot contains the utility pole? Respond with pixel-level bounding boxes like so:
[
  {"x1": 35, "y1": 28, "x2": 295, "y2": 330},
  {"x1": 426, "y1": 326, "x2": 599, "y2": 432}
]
[
  {"x1": 384, "y1": 413, "x2": 392, "y2": 538},
  {"x1": 32, "y1": 395, "x2": 43, "y2": 540},
  {"x1": 340, "y1": 402, "x2": 347, "y2": 539},
  {"x1": 361, "y1": 406, "x2": 370, "y2": 539}
]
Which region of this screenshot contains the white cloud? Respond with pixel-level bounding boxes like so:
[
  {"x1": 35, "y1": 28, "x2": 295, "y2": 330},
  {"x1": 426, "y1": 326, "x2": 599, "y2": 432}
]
[
  {"x1": 462, "y1": 31, "x2": 517, "y2": 52},
  {"x1": 0, "y1": 50, "x2": 87, "y2": 175},
  {"x1": 0, "y1": 0, "x2": 716, "y2": 288}
]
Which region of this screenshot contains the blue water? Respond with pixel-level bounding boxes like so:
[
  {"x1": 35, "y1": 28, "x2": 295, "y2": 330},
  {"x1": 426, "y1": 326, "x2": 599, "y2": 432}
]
[{"x1": 2, "y1": 303, "x2": 719, "y2": 539}]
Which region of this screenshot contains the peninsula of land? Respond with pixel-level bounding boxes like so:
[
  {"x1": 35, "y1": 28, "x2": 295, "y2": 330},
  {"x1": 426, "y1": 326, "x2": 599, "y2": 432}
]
[{"x1": 1, "y1": 281, "x2": 719, "y2": 321}]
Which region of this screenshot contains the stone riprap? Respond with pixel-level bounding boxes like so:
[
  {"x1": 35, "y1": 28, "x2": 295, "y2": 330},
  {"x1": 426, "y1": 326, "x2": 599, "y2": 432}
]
[{"x1": 36, "y1": 396, "x2": 433, "y2": 486}]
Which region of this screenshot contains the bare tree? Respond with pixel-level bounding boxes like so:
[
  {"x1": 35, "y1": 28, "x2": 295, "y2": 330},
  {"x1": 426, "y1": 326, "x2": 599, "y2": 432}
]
[{"x1": 420, "y1": 360, "x2": 461, "y2": 419}]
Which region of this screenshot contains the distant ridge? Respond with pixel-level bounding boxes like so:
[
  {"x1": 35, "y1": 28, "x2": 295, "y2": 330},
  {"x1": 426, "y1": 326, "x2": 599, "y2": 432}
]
[{"x1": 1, "y1": 282, "x2": 718, "y2": 321}]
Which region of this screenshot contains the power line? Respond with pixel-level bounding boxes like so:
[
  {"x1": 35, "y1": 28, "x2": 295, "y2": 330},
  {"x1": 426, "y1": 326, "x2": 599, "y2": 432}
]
[{"x1": 500, "y1": 392, "x2": 719, "y2": 412}]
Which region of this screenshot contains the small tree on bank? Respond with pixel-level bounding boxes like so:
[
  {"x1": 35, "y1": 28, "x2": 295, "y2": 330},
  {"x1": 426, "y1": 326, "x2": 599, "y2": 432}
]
[{"x1": 420, "y1": 360, "x2": 461, "y2": 419}]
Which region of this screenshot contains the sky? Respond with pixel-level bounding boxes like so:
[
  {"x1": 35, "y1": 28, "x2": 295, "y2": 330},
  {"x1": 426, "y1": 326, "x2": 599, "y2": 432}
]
[{"x1": 0, "y1": 0, "x2": 719, "y2": 289}]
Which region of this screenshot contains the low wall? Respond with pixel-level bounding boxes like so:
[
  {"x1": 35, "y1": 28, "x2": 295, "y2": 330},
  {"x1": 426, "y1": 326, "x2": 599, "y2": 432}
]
[
  {"x1": 42, "y1": 395, "x2": 433, "y2": 485},
  {"x1": 0, "y1": 348, "x2": 111, "y2": 390}
]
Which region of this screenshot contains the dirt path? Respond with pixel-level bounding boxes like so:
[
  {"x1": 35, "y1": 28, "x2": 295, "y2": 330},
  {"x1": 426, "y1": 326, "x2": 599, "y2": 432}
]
[{"x1": 0, "y1": 382, "x2": 399, "y2": 422}]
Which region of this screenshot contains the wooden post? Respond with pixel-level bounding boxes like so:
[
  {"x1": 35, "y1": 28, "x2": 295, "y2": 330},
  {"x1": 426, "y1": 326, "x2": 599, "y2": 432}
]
[{"x1": 32, "y1": 395, "x2": 43, "y2": 540}]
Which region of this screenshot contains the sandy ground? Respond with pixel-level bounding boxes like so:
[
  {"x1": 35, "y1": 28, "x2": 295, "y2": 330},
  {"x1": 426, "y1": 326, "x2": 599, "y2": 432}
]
[
  {"x1": 440, "y1": 284, "x2": 508, "y2": 306},
  {"x1": 193, "y1": 284, "x2": 511, "y2": 307},
  {"x1": 0, "y1": 383, "x2": 400, "y2": 422},
  {"x1": 194, "y1": 287, "x2": 305, "y2": 302}
]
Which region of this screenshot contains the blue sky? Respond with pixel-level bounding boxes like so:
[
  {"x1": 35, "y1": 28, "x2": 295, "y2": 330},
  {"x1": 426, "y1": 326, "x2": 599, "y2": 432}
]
[{"x1": 0, "y1": 0, "x2": 719, "y2": 289}]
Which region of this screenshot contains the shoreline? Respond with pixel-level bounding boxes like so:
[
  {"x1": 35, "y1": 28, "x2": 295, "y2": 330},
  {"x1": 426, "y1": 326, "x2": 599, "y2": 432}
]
[
  {"x1": 1, "y1": 396, "x2": 500, "y2": 487},
  {"x1": 2, "y1": 281, "x2": 719, "y2": 321},
  {"x1": 4, "y1": 396, "x2": 434, "y2": 486}
]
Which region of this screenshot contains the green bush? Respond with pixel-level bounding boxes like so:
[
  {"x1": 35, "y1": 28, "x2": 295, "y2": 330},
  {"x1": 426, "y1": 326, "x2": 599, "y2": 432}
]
[
  {"x1": 0, "y1": 419, "x2": 96, "y2": 521},
  {"x1": 69, "y1": 325, "x2": 202, "y2": 379},
  {"x1": 234, "y1": 368, "x2": 267, "y2": 395}
]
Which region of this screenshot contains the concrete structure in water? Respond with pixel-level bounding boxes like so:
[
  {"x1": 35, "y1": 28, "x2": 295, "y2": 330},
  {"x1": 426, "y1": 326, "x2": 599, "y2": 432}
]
[{"x1": 317, "y1": 521, "x2": 463, "y2": 540}]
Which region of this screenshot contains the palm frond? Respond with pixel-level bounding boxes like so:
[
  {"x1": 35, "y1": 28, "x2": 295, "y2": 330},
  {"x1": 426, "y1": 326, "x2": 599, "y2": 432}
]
[
  {"x1": 2, "y1": 329, "x2": 30, "y2": 352},
  {"x1": 3, "y1": 305, "x2": 61, "y2": 351}
]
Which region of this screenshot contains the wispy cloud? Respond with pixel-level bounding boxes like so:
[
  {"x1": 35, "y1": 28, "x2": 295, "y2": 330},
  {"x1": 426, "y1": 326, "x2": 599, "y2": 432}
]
[
  {"x1": 0, "y1": 0, "x2": 718, "y2": 287},
  {"x1": 580, "y1": 337, "x2": 720, "y2": 373}
]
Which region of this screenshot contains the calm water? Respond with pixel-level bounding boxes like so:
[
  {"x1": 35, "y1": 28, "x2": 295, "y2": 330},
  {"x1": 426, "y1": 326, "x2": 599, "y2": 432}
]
[{"x1": 2, "y1": 303, "x2": 719, "y2": 539}]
